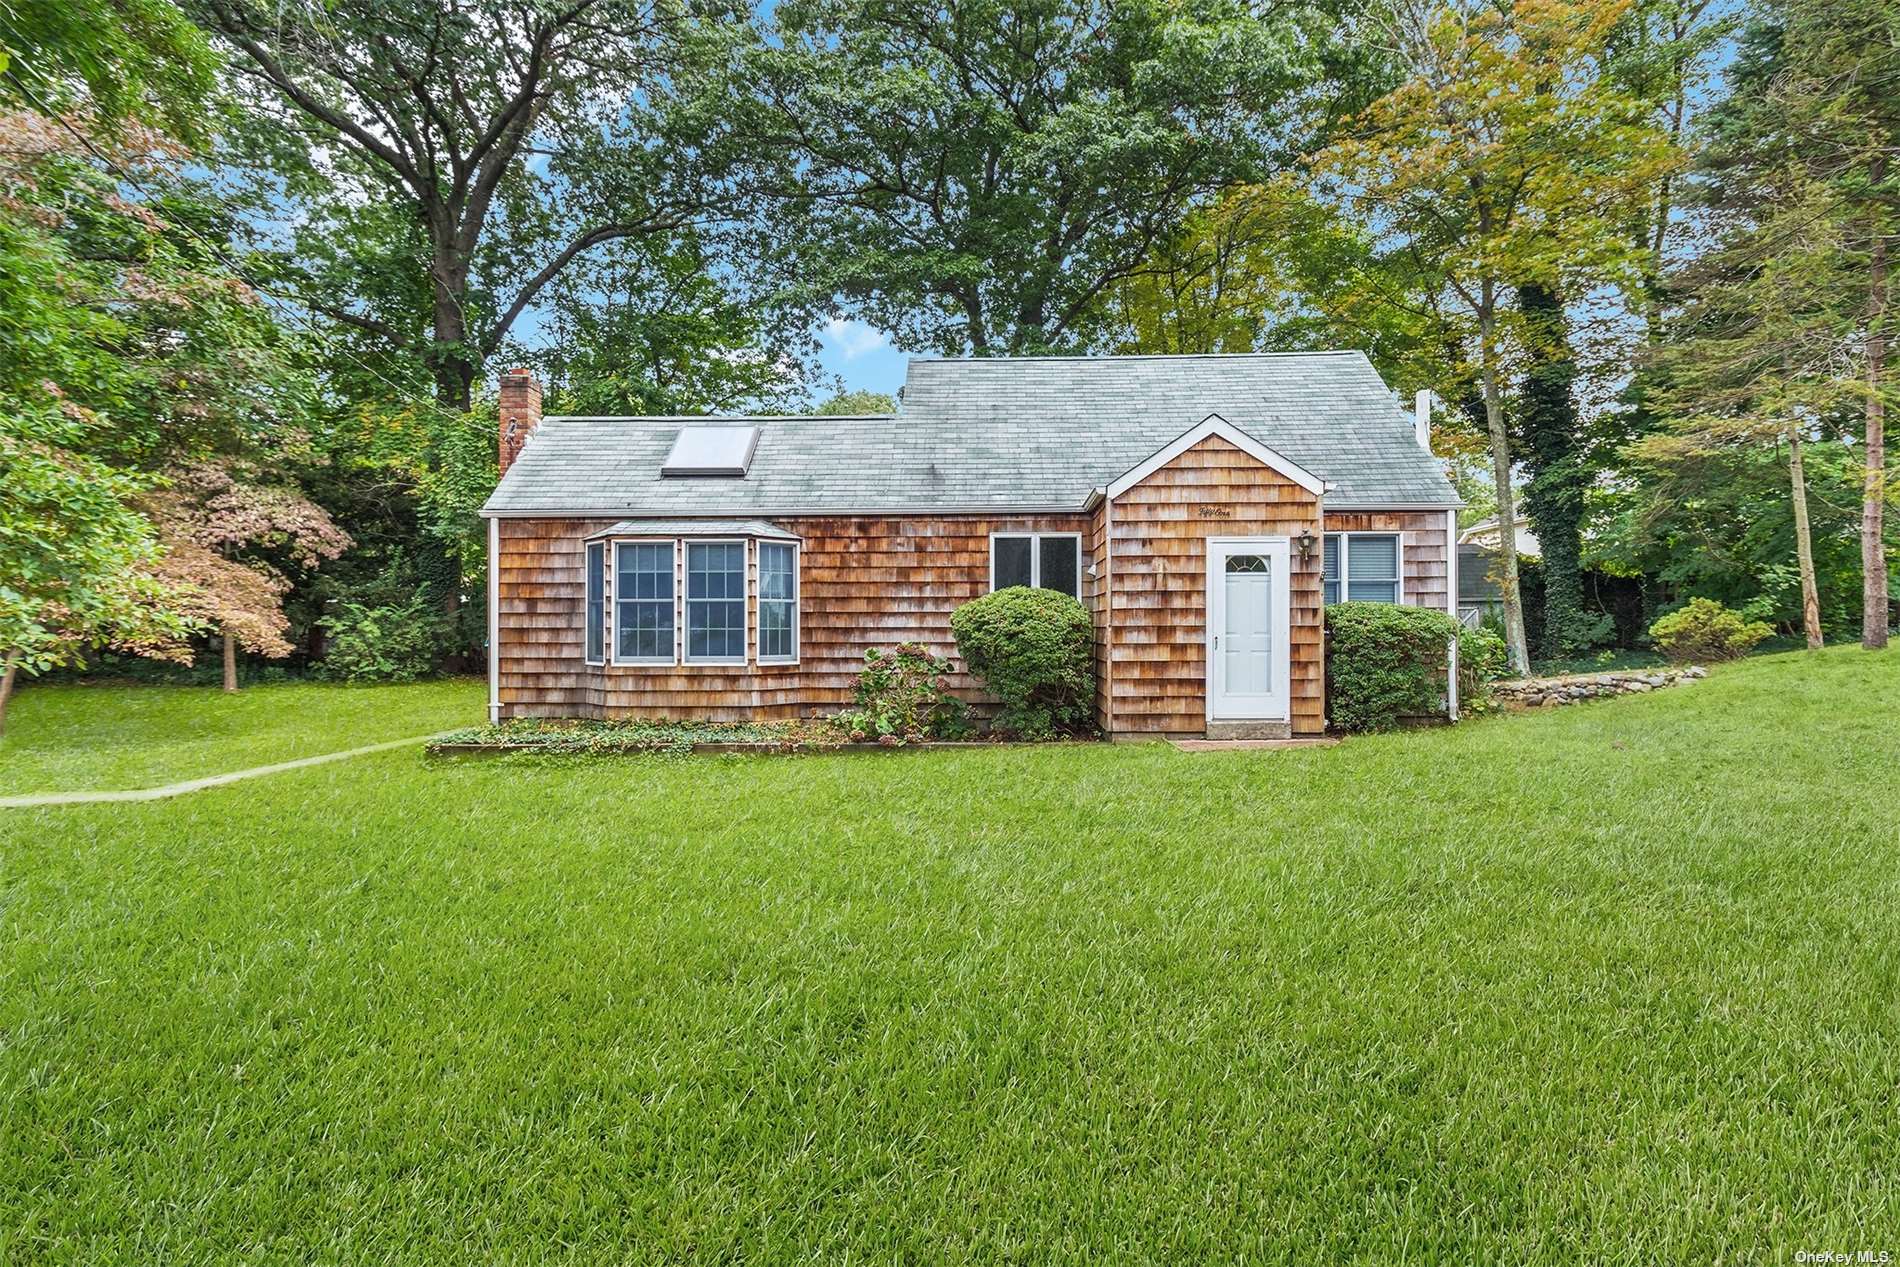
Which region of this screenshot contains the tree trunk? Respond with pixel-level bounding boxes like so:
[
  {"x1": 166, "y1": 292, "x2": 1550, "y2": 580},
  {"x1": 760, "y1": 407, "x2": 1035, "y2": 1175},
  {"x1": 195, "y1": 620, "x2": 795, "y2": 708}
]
[
  {"x1": 1479, "y1": 304, "x2": 1532, "y2": 675},
  {"x1": 1789, "y1": 425, "x2": 1824, "y2": 651},
  {"x1": 0, "y1": 653, "x2": 17, "y2": 738},
  {"x1": 222, "y1": 629, "x2": 239, "y2": 692},
  {"x1": 430, "y1": 248, "x2": 476, "y2": 411},
  {"x1": 1517, "y1": 282, "x2": 1588, "y2": 658},
  {"x1": 1865, "y1": 192, "x2": 1889, "y2": 650}
]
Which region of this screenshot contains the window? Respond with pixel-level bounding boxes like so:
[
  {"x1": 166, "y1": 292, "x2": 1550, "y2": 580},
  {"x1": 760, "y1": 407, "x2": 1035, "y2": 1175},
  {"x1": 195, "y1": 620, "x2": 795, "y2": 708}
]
[
  {"x1": 1323, "y1": 533, "x2": 1402, "y2": 605},
  {"x1": 758, "y1": 541, "x2": 798, "y2": 663},
  {"x1": 686, "y1": 541, "x2": 746, "y2": 663},
  {"x1": 990, "y1": 533, "x2": 1081, "y2": 598},
  {"x1": 615, "y1": 541, "x2": 674, "y2": 663},
  {"x1": 584, "y1": 542, "x2": 605, "y2": 665}
]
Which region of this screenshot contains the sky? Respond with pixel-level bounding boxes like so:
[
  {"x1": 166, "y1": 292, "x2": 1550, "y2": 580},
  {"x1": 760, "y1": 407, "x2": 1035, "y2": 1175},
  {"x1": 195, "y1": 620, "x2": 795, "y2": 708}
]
[{"x1": 813, "y1": 316, "x2": 907, "y2": 400}]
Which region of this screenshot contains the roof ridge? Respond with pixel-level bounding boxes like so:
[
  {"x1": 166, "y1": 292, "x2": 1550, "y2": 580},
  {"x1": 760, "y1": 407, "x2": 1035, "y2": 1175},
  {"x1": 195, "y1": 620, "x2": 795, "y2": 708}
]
[{"x1": 907, "y1": 350, "x2": 1370, "y2": 365}]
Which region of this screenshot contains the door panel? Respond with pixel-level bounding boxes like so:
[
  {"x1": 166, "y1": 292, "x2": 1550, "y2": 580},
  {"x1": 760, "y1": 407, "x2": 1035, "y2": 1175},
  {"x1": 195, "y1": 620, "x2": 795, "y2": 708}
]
[{"x1": 1207, "y1": 539, "x2": 1291, "y2": 721}]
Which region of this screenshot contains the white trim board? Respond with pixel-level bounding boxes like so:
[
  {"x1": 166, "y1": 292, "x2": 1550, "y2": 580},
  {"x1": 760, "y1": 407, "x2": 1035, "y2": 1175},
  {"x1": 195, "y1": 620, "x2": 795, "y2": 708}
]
[{"x1": 1107, "y1": 415, "x2": 1326, "y2": 498}]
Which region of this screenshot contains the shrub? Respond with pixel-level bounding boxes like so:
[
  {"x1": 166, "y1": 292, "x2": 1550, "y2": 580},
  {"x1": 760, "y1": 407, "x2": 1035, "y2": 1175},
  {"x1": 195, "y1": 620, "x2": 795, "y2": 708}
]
[
  {"x1": 1455, "y1": 624, "x2": 1509, "y2": 716},
  {"x1": 833, "y1": 642, "x2": 969, "y2": 743},
  {"x1": 317, "y1": 595, "x2": 447, "y2": 683},
  {"x1": 1325, "y1": 601, "x2": 1468, "y2": 733},
  {"x1": 949, "y1": 586, "x2": 1095, "y2": 739},
  {"x1": 1648, "y1": 597, "x2": 1772, "y2": 664}
]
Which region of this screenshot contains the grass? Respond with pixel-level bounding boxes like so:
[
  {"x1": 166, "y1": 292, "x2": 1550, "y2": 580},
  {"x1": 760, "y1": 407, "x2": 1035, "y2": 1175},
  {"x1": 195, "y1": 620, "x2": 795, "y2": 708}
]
[
  {"x1": 3, "y1": 649, "x2": 1898, "y2": 1261},
  {"x1": 0, "y1": 678, "x2": 484, "y2": 794}
]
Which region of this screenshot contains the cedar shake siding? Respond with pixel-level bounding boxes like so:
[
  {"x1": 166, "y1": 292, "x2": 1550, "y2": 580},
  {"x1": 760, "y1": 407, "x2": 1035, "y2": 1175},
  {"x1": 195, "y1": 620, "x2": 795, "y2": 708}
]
[
  {"x1": 1102, "y1": 434, "x2": 1327, "y2": 737},
  {"x1": 495, "y1": 514, "x2": 1093, "y2": 722}
]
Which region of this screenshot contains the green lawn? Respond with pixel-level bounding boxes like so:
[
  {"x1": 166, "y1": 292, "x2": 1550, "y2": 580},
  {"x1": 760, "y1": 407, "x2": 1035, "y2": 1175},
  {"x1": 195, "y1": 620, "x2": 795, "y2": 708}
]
[
  {"x1": 2, "y1": 651, "x2": 1897, "y2": 1261},
  {"x1": 0, "y1": 678, "x2": 484, "y2": 794}
]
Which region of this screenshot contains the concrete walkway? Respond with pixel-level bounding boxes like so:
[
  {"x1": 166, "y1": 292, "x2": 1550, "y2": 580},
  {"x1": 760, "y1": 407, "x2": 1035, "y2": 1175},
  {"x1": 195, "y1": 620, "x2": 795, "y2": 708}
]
[{"x1": 0, "y1": 733, "x2": 446, "y2": 809}]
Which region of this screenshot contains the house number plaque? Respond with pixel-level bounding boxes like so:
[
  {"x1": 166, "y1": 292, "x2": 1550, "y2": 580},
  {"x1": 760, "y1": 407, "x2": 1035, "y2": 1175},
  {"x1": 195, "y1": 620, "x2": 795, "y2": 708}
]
[{"x1": 1196, "y1": 506, "x2": 1234, "y2": 519}]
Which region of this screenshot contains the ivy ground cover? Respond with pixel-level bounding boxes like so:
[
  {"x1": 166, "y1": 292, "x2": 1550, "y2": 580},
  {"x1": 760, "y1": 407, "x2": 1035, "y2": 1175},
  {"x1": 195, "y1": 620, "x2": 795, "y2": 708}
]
[{"x1": 2, "y1": 650, "x2": 1896, "y2": 1261}]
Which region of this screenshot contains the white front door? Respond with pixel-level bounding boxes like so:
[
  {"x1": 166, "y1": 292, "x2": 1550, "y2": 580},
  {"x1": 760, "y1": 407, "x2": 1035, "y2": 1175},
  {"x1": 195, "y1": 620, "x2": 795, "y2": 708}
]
[{"x1": 1206, "y1": 537, "x2": 1291, "y2": 722}]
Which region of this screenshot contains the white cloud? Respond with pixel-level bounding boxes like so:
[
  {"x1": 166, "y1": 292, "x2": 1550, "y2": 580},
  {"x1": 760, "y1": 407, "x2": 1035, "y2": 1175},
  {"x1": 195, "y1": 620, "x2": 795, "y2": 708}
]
[{"x1": 821, "y1": 316, "x2": 890, "y2": 361}]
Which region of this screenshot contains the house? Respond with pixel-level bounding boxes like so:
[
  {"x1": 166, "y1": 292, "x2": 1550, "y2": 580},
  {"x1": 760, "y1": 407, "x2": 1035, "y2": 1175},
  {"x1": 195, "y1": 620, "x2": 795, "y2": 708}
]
[
  {"x1": 1457, "y1": 514, "x2": 1539, "y2": 627},
  {"x1": 481, "y1": 353, "x2": 1460, "y2": 739}
]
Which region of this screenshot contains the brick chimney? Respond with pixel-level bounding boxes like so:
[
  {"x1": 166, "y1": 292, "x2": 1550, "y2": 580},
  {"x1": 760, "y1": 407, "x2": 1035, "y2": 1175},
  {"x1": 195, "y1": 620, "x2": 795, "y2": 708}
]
[{"x1": 498, "y1": 368, "x2": 542, "y2": 474}]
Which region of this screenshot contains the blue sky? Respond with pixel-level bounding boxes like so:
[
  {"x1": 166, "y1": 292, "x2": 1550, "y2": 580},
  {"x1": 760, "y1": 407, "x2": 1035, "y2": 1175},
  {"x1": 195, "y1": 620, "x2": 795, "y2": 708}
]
[{"x1": 814, "y1": 316, "x2": 907, "y2": 399}]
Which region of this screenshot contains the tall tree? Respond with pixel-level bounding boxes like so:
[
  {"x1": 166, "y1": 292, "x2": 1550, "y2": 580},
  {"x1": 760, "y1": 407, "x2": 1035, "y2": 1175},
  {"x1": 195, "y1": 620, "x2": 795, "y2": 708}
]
[
  {"x1": 1640, "y1": 176, "x2": 1860, "y2": 650},
  {"x1": 196, "y1": 0, "x2": 747, "y2": 409},
  {"x1": 735, "y1": 0, "x2": 1322, "y2": 356},
  {"x1": 1314, "y1": 0, "x2": 1679, "y2": 674},
  {"x1": 1696, "y1": 0, "x2": 1898, "y2": 647}
]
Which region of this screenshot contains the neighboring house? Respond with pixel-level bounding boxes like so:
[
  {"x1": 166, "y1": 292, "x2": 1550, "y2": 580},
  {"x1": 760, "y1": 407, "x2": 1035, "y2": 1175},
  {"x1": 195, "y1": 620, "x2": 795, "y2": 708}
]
[
  {"x1": 1458, "y1": 513, "x2": 1541, "y2": 558},
  {"x1": 1457, "y1": 514, "x2": 1539, "y2": 628},
  {"x1": 481, "y1": 353, "x2": 1461, "y2": 739}
]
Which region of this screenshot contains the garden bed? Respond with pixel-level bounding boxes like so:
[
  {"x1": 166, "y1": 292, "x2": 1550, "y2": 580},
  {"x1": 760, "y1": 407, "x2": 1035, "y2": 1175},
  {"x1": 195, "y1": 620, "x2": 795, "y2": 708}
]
[{"x1": 425, "y1": 717, "x2": 1097, "y2": 756}]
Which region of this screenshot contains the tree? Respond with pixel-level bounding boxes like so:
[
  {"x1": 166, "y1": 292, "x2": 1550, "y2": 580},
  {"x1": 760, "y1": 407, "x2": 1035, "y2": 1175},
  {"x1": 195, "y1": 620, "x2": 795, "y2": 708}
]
[
  {"x1": 195, "y1": 0, "x2": 746, "y2": 408},
  {"x1": 1313, "y1": 0, "x2": 1679, "y2": 674},
  {"x1": 1638, "y1": 177, "x2": 1859, "y2": 650},
  {"x1": 1515, "y1": 281, "x2": 1597, "y2": 657},
  {"x1": 736, "y1": 0, "x2": 1320, "y2": 356},
  {"x1": 811, "y1": 389, "x2": 896, "y2": 415},
  {"x1": 0, "y1": 0, "x2": 215, "y2": 141},
  {"x1": 532, "y1": 234, "x2": 825, "y2": 417},
  {"x1": 143, "y1": 460, "x2": 350, "y2": 690},
  {"x1": 1722, "y1": 0, "x2": 1898, "y2": 647}
]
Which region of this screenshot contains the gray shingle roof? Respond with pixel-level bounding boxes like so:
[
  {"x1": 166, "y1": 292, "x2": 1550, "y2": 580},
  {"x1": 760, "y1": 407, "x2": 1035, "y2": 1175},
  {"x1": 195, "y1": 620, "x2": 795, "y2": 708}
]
[{"x1": 483, "y1": 352, "x2": 1459, "y2": 516}]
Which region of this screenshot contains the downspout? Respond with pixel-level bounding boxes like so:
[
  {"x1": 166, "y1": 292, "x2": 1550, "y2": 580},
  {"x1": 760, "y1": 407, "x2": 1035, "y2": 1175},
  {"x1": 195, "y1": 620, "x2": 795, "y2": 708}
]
[
  {"x1": 487, "y1": 516, "x2": 501, "y2": 723},
  {"x1": 1104, "y1": 491, "x2": 1114, "y2": 738}
]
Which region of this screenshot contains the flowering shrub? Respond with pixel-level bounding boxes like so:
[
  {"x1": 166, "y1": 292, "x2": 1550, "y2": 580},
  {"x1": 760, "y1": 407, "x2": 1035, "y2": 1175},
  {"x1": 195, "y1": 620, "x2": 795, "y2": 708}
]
[{"x1": 833, "y1": 643, "x2": 969, "y2": 743}]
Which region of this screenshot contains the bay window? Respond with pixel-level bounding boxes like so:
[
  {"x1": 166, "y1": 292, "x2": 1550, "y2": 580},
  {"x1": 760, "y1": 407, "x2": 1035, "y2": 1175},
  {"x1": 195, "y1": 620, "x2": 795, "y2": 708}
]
[
  {"x1": 758, "y1": 541, "x2": 798, "y2": 664},
  {"x1": 584, "y1": 541, "x2": 605, "y2": 665},
  {"x1": 685, "y1": 541, "x2": 746, "y2": 664},
  {"x1": 614, "y1": 541, "x2": 675, "y2": 664}
]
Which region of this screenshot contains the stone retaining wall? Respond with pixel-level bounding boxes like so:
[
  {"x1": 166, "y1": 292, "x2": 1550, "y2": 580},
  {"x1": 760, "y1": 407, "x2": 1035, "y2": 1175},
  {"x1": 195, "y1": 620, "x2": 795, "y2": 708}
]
[{"x1": 1493, "y1": 665, "x2": 1706, "y2": 708}]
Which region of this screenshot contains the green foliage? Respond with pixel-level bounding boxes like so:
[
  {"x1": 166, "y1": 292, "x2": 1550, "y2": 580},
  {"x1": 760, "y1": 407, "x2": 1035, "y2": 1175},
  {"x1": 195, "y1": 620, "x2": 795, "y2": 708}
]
[
  {"x1": 1325, "y1": 601, "x2": 1469, "y2": 733},
  {"x1": 743, "y1": 0, "x2": 1320, "y2": 354},
  {"x1": 316, "y1": 593, "x2": 448, "y2": 683},
  {"x1": 430, "y1": 716, "x2": 844, "y2": 757},
  {"x1": 0, "y1": 0, "x2": 216, "y2": 142},
  {"x1": 949, "y1": 588, "x2": 1094, "y2": 739},
  {"x1": 1648, "y1": 598, "x2": 1773, "y2": 664},
  {"x1": 1455, "y1": 624, "x2": 1509, "y2": 716},
  {"x1": 834, "y1": 643, "x2": 969, "y2": 744},
  {"x1": 810, "y1": 389, "x2": 896, "y2": 416}
]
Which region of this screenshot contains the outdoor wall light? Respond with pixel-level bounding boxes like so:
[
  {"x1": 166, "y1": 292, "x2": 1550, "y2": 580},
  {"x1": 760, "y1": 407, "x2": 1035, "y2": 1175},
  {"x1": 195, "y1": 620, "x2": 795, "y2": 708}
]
[{"x1": 1295, "y1": 527, "x2": 1318, "y2": 567}]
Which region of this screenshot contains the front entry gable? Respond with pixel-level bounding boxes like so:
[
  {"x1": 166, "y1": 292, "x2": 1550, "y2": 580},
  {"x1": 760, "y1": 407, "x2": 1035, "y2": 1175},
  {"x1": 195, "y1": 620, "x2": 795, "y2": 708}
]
[{"x1": 1104, "y1": 414, "x2": 1327, "y2": 501}]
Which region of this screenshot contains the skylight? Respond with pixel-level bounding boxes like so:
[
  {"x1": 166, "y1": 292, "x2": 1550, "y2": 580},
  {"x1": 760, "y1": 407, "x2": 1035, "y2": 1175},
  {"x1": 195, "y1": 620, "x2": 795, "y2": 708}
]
[{"x1": 662, "y1": 426, "x2": 760, "y2": 477}]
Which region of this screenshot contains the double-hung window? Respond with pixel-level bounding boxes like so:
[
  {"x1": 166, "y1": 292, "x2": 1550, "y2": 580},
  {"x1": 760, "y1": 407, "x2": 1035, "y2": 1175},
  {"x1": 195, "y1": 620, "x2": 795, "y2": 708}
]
[
  {"x1": 615, "y1": 541, "x2": 675, "y2": 663},
  {"x1": 584, "y1": 542, "x2": 605, "y2": 665},
  {"x1": 686, "y1": 541, "x2": 747, "y2": 664},
  {"x1": 757, "y1": 541, "x2": 798, "y2": 664},
  {"x1": 991, "y1": 533, "x2": 1081, "y2": 598},
  {"x1": 1323, "y1": 533, "x2": 1402, "y2": 604}
]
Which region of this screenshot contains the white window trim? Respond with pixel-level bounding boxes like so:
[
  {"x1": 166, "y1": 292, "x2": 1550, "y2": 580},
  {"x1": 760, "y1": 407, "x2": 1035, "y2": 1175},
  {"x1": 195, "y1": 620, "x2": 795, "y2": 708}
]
[
  {"x1": 988, "y1": 531, "x2": 1085, "y2": 596},
  {"x1": 684, "y1": 537, "x2": 749, "y2": 666},
  {"x1": 610, "y1": 537, "x2": 680, "y2": 667},
  {"x1": 1323, "y1": 531, "x2": 1407, "y2": 606},
  {"x1": 584, "y1": 540, "x2": 606, "y2": 666},
  {"x1": 756, "y1": 540, "x2": 800, "y2": 666}
]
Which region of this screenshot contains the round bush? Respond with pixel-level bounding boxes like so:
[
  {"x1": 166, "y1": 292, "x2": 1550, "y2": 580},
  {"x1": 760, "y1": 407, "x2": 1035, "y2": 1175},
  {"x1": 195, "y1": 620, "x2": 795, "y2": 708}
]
[
  {"x1": 1326, "y1": 601, "x2": 1479, "y2": 733},
  {"x1": 949, "y1": 587, "x2": 1095, "y2": 739},
  {"x1": 1648, "y1": 597, "x2": 1771, "y2": 664}
]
